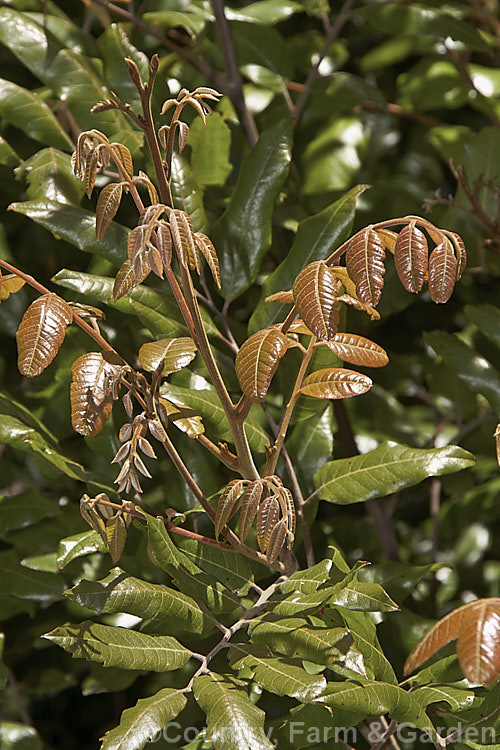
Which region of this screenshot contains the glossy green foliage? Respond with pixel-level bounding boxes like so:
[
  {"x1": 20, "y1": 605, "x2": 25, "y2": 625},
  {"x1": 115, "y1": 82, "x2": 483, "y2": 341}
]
[{"x1": 1, "y1": 2, "x2": 500, "y2": 750}]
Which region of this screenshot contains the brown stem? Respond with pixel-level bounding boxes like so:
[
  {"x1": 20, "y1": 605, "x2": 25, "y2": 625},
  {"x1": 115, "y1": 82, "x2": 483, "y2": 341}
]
[
  {"x1": 210, "y1": 0, "x2": 259, "y2": 147},
  {"x1": 0, "y1": 259, "x2": 120, "y2": 357},
  {"x1": 293, "y1": 0, "x2": 356, "y2": 122},
  {"x1": 88, "y1": 0, "x2": 218, "y2": 83},
  {"x1": 262, "y1": 405, "x2": 315, "y2": 567},
  {"x1": 265, "y1": 336, "x2": 316, "y2": 476}
]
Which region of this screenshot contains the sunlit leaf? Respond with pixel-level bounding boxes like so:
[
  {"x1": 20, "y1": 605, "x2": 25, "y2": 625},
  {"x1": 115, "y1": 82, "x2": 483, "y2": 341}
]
[
  {"x1": 345, "y1": 227, "x2": 386, "y2": 306},
  {"x1": 326, "y1": 333, "x2": 388, "y2": 368},
  {"x1": 70, "y1": 352, "x2": 122, "y2": 437},
  {"x1": 43, "y1": 621, "x2": 192, "y2": 672},
  {"x1": 312, "y1": 442, "x2": 475, "y2": 504},
  {"x1": 293, "y1": 261, "x2": 340, "y2": 341},
  {"x1": 405, "y1": 598, "x2": 500, "y2": 687},
  {"x1": 194, "y1": 673, "x2": 274, "y2": 750},
  {"x1": 57, "y1": 531, "x2": 106, "y2": 569},
  {"x1": 100, "y1": 688, "x2": 187, "y2": 750},
  {"x1": 428, "y1": 239, "x2": 457, "y2": 303},
  {"x1": 300, "y1": 368, "x2": 372, "y2": 399},
  {"x1": 138, "y1": 337, "x2": 196, "y2": 376},
  {"x1": 394, "y1": 222, "x2": 428, "y2": 293},
  {"x1": 113, "y1": 258, "x2": 151, "y2": 301},
  {"x1": 96, "y1": 183, "x2": 123, "y2": 241},
  {"x1": 235, "y1": 328, "x2": 289, "y2": 402},
  {"x1": 16, "y1": 293, "x2": 73, "y2": 377},
  {"x1": 194, "y1": 232, "x2": 221, "y2": 289},
  {"x1": 159, "y1": 397, "x2": 205, "y2": 438}
]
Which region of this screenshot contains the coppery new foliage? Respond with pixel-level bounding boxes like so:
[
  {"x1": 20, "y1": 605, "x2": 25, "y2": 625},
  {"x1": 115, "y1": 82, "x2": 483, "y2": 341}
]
[{"x1": 3, "y1": 55, "x2": 467, "y2": 570}]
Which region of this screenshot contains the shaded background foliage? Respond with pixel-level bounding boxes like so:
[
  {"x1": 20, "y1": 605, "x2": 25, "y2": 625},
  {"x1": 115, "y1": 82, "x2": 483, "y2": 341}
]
[{"x1": 0, "y1": 1, "x2": 499, "y2": 749}]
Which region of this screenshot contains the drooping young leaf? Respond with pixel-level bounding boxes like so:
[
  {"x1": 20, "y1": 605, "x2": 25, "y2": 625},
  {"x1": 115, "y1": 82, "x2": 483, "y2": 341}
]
[
  {"x1": 293, "y1": 261, "x2": 340, "y2": 341},
  {"x1": 96, "y1": 183, "x2": 123, "y2": 241},
  {"x1": 194, "y1": 673, "x2": 274, "y2": 750},
  {"x1": 235, "y1": 328, "x2": 289, "y2": 402},
  {"x1": 239, "y1": 482, "x2": 264, "y2": 542},
  {"x1": 43, "y1": 621, "x2": 192, "y2": 672},
  {"x1": 215, "y1": 119, "x2": 293, "y2": 301},
  {"x1": 345, "y1": 227, "x2": 386, "y2": 306},
  {"x1": 138, "y1": 337, "x2": 196, "y2": 377},
  {"x1": 100, "y1": 688, "x2": 187, "y2": 750},
  {"x1": 70, "y1": 352, "x2": 122, "y2": 437},
  {"x1": 428, "y1": 239, "x2": 458, "y2": 303},
  {"x1": 394, "y1": 222, "x2": 428, "y2": 293},
  {"x1": 312, "y1": 441, "x2": 475, "y2": 504},
  {"x1": 194, "y1": 231, "x2": 221, "y2": 289},
  {"x1": 448, "y1": 231, "x2": 467, "y2": 279},
  {"x1": 256, "y1": 496, "x2": 280, "y2": 553},
  {"x1": 214, "y1": 480, "x2": 246, "y2": 540},
  {"x1": 105, "y1": 515, "x2": 127, "y2": 564},
  {"x1": 66, "y1": 567, "x2": 206, "y2": 634},
  {"x1": 229, "y1": 643, "x2": 326, "y2": 702},
  {"x1": 300, "y1": 368, "x2": 373, "y2": 400},
  {"x1": 16, "y1": 293, "x2": 73, "y2": 377},
  {"x1": 113, "y1": 258, "x2": 151, "y2": 301},
  {"x1": 405, "y1": 598, "x2": 500, "y2": 686},
  {"x1": 326, "y1": 333, "x2": 389, "y2": 368}
]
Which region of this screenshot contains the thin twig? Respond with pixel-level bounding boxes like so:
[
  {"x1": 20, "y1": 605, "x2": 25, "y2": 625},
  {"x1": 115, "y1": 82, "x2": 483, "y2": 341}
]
[
  {"x1": 210, "y1": 0, "x2": 259, "y2": 146},
  {"x1": 293, "y1": 0, "x2": 356, "y2": 122}
]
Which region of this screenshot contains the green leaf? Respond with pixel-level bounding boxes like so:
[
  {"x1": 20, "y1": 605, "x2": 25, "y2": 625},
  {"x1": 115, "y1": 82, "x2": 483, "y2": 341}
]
[
  {"x1": 194, "y1": 673, "x2": 274, "y2": 750},
  {"x1": 16, "y1": 148, "x2": 84, "y2": 204},
  {"x1": 170, "y1": 152, "x2": 208, "y2": 233},
  {"x1": 43, "y1": 621, "x2": 192, "y2": 672},
  {"x1": 0, "y1": 490, "x2": 59, "y2": 537},
  {"x1": 337, "y1": 610, "x2": 397, "y2": 684},
  {"x1": 9, "y1": 201, "x2": 129, "y2": 264},
  {"x1": 0, "y1": 135, "x2": 20, "y2": 168},
  {"x1": 360, "y1": 561, "x2": 442, "y2": 605},
  {"x1": 232, "y1": 21, "x2": 293, "y2": 90},
  {"x1": 52, "y1": 270, "x2": 188, "y2": 338},
  {"x1": 312, "y1": 441, "x2": 475, "y2": 504},
  {"x1": 303, "y1": 117, "x2": 368, "y2": 195},
  {"x1": 411, "y1": 684, "x2": 475, "y2": 712},
  {"x1": 462, "y1": 128, "x2": 500, "y2": 219},
  {"x1": 398, "y1": 59, "x2": 469, "y2": 112},
  {"x1": 250, "y1": 185, "x2": 368, "y2": 331},
  {"x1": 279, "y1": 558, "x2": 341, "y2": 594},
  {"x1": 146, "y1": 516, "x2": 240, "y2": 614},
  {"x1": 0, "y1": 723, "x2": 43, "y2": 750},
  {"x1": 160, "y1": 381, "x2": 270, "y2": 453},
  {"x1": 176, "y1": 537, "x2": 256, "y2": 594},
  {"x1": 143, "y1": 11, "x2": 206, "y2": 37},
  {"x1": 318, "y1": 679, "x2": 427, "y2": 728},
  {"x1": 67, "y1": 567, "x2": 206, "y2": 634},
  {"x1": 465, "y1": 304, "x2": 500, "y2": 349},
  {"x1": 425, "y1": 331, "x2": 500, "y2": 414},
  {"x1": 0, "y1": 78, "x2": 72, "y2": 150},
  {"x1": 57, "y1": 530, "x2": 107, "y2": 569},
  {"x1": 0, "y1": 414, "x2": 86, "y2": 480},
  {"x1": 229, "y1": 643, "x2": 326, "y2": 702},
  {"x1": 360, "y1": 4, "x2": 490, "y2": 52},
  {"x1": 226, "y1": 0, "x2": 303, "y2": 24},
  {"x1": 215, "y1": 119, "x2": 293, "y2": 301},
  {"x1": 188, "y1": 112, "x2": 232, "y2": 187},
  {"x1": 328, "y1": 581, "x2": 399, "y2": 613},
  {"x1": 0, "y1": 551, "x2": 63, "y2": 604},
  {"x1": 0, "y1": 632, "x2": 7, "y2": 690},
  {"x1": 250, "y1": 617, "x2": 348, "y2": 667},
  {"x1": 100, "y1": 687, "x2": 187, "y2": 750},
  {"x1": 286, "y1": 407, "x2": 332, "y2": 491}
]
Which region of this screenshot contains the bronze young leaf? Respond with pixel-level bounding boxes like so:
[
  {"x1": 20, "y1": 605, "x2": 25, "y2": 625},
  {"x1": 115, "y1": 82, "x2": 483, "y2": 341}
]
[
  {"x1": 405, "y1": 598, "x2": 500, "y2": 686},
  {"x1": 95, "y1": 183, "x2": 123, "y2": 241},
  {"x1": 428, "y1": 239, "x2": 458, "y2": 303},
  {"x1": 300, "y1": 368, "x2": 373, "y2": 399},
  {"x1": 138, "y1": 337, "x2": 197, "y2": 376},
  {"x1": 394, "y1": 222, "x2": 428, "y2": 293},
  {"x1": 71, "y1": 352, "x2": 123, "y2": 437},
  {"x1": 293, "y1": 261, "x2": 340, "y2": 341},
  {"x1": 17, "y1": 293, "x2": 73, "y2": 377},
  {"x1": 326, "y1": 333, "x2": 389, "y2": 368},
  {"x1": 235, "y1": 328, "x2": 289, "y2": 402},
  {"x1": 345, "y1": 227, "x2": 386, "y2": 307}
]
